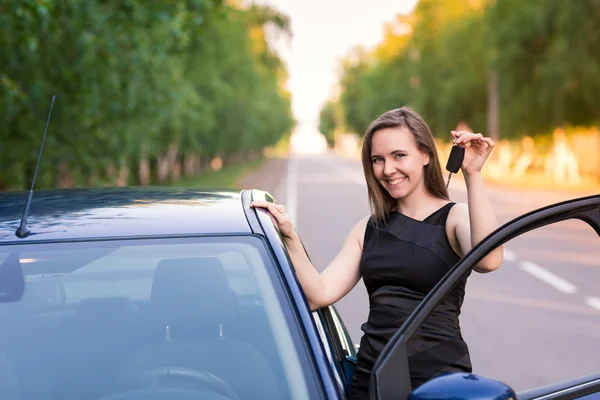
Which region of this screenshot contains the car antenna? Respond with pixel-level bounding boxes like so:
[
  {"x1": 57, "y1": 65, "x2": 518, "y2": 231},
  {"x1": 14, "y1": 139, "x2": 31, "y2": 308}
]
[{"x1": 15, "y1": 95, "x2": 56, "y2": 238}]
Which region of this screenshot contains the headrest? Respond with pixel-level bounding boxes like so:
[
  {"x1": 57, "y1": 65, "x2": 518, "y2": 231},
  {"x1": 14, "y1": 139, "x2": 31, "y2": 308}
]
[{"x1": 150, "y1": 257, "x2": 236, "y2": 326}]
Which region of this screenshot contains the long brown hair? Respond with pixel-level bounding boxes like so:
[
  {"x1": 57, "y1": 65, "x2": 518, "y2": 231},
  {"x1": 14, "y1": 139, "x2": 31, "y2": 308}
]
[{"x1": 361, "y1": 106, "x2": 449, "y2": 224}]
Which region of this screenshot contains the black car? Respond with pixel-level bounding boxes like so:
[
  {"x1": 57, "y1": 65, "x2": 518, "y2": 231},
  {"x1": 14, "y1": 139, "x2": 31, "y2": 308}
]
[
  {"x1": 0, "y1": 186, "x2": 598, "y2": 400},
  {"x1": 0, "y1": 187, "x2": 359, "y2": 400}
]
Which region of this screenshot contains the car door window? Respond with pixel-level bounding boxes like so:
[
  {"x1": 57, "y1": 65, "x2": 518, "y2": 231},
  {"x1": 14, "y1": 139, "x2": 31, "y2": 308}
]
[
  {"x1": 313, "y1": 306, "x2": 360, "y2": 397},
  {"x1": 329, "y1": 306, "x2": 357, "y2": 359},
  {"x1": 312, "y1": 311, "x2": 346, "y2": 394}
]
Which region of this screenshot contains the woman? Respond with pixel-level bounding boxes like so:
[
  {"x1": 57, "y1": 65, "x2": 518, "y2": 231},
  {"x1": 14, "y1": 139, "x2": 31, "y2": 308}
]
[{"x1": 251, "y1": 107, "x2": 503, "y2": 398}]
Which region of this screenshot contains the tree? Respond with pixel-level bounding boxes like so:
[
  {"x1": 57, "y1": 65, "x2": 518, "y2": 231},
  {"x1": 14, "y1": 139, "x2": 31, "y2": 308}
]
[{"x1": 0, "y1": 0, "x2": 294, "y2": 190}]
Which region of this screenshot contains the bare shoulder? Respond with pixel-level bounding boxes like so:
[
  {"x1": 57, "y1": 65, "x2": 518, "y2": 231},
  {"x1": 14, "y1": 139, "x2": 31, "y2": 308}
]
[
  {"x1": 447, "y1": 202, "x2": 469, "y2": 230},
  {"x1": 352, "y1": 215, "x2": 371, "y2": 250},
  {"x1": 446, "y1": 202, "x2": 469, "y2": 257}
]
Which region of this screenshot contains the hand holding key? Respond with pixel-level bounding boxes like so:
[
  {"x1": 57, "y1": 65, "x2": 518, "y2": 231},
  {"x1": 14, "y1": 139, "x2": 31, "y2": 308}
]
[
  {"x1": 445, "y1": 140, "x2": 465, "y2": 188},
  {"x1": 450, "y1": 130, "x2": 495, "y2": 177}
]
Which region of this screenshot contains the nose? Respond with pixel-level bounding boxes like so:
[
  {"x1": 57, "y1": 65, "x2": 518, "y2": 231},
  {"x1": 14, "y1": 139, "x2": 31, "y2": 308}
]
[{"x1": 383, "y1": 160, "x2": 396, "y2": 177}]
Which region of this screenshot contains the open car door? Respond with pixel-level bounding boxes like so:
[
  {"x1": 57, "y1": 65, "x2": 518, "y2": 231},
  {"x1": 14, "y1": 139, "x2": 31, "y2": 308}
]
[{"x1": 368, "y1": 194, "x2": 600, "y2": 400}]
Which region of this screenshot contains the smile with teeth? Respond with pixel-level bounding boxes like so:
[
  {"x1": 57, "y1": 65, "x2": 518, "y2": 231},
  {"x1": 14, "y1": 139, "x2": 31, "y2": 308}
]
[{"x1": 387, "y1": 177, "x2": 406, "y2": 185}]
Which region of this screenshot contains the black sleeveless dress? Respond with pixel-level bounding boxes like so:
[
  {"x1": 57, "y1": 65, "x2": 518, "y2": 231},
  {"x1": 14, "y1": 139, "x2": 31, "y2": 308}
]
[{"x1": 348, "y1": 202, "x2": 472, "y2": 399}]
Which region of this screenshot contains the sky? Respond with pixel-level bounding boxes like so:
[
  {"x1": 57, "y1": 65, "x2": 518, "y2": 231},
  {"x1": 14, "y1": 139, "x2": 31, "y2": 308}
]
[{"x1": 253, "y1": 0, "x2": 419, "y2": 133}]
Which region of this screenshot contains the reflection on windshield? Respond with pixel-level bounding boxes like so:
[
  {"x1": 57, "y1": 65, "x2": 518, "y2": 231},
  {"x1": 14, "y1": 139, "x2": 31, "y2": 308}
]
[{"x1": 0, "y1": 237, "x2": 309, "y2": 400}]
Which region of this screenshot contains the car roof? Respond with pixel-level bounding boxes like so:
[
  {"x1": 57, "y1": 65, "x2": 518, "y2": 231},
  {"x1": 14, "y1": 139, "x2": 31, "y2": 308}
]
[{"x1": 0, "y1": 186, "x2": 255, "y2": 243}]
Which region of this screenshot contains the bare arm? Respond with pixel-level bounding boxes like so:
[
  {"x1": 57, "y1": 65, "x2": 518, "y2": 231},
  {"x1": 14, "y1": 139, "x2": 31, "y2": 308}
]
[
  {"x1": 251, "y1": 200, "x2": 368, "y2": 310},
  {"x1": 284, "y1": 217, "x2": 367, "y2": 310},
  {"x1": 450, "y1": 130, "x2": 503, "y2": 273},
  {"x1": 452, "y1": 175, "x2": 503, "y2": 273}
]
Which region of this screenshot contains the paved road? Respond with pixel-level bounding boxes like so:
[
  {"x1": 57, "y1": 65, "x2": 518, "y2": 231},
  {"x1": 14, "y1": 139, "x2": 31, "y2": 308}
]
[{"x1": 267, "y1": 151, "x2": 600, "y2": 393}]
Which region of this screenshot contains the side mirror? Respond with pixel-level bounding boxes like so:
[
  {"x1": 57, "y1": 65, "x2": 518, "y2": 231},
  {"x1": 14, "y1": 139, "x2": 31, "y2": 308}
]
[{"x1": 408, "y1": 372, "x2": 516, "y2": 400}]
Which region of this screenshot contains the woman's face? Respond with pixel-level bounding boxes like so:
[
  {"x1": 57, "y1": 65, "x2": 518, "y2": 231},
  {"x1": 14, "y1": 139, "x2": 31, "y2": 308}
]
[{"x1": 370, "y1": 126, "x2": 430, "y2": 199}]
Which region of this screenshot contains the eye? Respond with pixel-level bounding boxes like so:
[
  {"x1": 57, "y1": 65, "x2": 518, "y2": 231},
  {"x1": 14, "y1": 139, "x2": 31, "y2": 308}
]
[
  {"x1": 372, "y1": 157, "x2": 383, "y2": 163},
  {"x1": 394, "y1": 153, "x2": 406, "y2": 159}
]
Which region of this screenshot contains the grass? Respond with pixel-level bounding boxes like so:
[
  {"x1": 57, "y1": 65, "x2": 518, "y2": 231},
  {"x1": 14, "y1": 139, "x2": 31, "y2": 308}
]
[{"x1": 167, "y1": 157, "x2": 266, "y2": 190}]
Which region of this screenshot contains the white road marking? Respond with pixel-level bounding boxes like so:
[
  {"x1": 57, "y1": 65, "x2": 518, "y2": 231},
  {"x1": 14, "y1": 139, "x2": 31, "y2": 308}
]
[
  {"x1": 520, "y1": 261, "x2": 578, "y2": 294},
  {"x1": 502, "y1": 246, "x2": 599, "y2": 313},
  {"x1": 584, "y1": 297, "x2": 600, "y2": 311},
  {"x1": 503, "y1": 249, "x2": 518, "y2": 262},
  {"x1": 285, "y1": 156, "x2": 298, "y2": 228}
]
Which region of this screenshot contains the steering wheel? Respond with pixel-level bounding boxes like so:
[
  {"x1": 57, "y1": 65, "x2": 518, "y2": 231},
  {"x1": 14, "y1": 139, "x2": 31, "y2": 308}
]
[{"x1": 114, "y1": 367, "x2": 239, "y2": 400}]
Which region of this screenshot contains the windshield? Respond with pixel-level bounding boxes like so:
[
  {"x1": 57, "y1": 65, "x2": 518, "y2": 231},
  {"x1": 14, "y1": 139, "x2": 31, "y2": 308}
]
[{"x1": 0, "y1": 236, "x2": 312, "y2": 400}]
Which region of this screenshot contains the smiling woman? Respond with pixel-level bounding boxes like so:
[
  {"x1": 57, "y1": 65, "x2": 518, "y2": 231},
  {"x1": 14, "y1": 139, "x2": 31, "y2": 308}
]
[
  {"x1": 364, "y1": 114, "x2": 448, "y2": 221},
  {"x1": 251, "y1": 105, "x2": 503, "y2": 397}
]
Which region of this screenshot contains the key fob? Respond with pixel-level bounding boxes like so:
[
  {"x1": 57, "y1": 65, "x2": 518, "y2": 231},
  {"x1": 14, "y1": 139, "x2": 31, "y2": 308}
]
[{"x1": 446, "y1": 144, "x2": 465, "y2": 173}]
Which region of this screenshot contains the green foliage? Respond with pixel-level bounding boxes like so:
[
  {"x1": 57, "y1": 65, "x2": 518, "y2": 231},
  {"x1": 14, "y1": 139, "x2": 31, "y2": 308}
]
[
  {"x1": 0, "y1": 0, "x2": 294, "y2": 190},
  {"x1": 321, "y1": 0, "x2": 600, "y2": 140},
  {"x1": 318, "y1": 100, "x2": 340, "y2": 146}
]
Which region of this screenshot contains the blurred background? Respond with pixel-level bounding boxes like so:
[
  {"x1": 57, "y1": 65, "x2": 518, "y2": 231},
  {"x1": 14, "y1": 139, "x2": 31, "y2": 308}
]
[
  {"x1": 311, "y1": 0, "x2": 600, "y2": 190},
  {"x1": 2, "y1": 0, "x2": 600, "y2": 394},
  {"x1": 1, "y1": 0, "x2": 295, "y2": 190},
  {"x1": 1, "y1": 0, "x2": 599, "y2": 190}
]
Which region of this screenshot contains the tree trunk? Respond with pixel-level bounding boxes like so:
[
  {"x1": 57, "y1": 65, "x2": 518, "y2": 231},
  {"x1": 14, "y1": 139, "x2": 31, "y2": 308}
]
[{"x1": 487, "y1": 68, "x2": 499, "y2": 143}]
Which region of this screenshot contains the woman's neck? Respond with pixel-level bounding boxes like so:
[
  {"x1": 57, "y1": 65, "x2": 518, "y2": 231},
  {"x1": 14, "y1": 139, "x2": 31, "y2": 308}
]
[{"x1": 395, "y1": 185, "x2": 442, "y2": 219}]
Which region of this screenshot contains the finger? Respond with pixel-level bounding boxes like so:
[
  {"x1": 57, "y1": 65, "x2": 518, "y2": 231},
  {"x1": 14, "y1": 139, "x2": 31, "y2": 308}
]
[
  {"x1": 267, "y1": 213, "x2": 278, "y2": 226},
  {"x1": 251, "y1": 200, "x2": 286, "y2": 211},
  {"x1": 264, "y1": 203, "x2": 286, "y2": 215},
  {"x1": 451, "y1": 130, "x2": 468, "y2": 138},
  {"x1": 267, "y1": 203, "x2": 286, "y2": 224},
  {"x1": 469, "y1": 136, "x2": 493, "y2": 148},
  {"x1": 473, "y1": 138, "x2": 492, "y2": 149},
  {"x1": 455, "y1": 132, "x2": 482, "y2": 145},
  {"x1": 482, "y1": 137, "x2": 495, "y2": 147},
  {"x1": 272, "y1": 204, "x2": 285, "y2": 213},
  {"x1": 464, "y1": 133, "x2": 483, "y2": 141},
  {"x1": 454, "y1": 133, "x2": 469, "y2": 143},
  {"x1": 250, "y1": 200, "x2": 275, "y2": 209}
]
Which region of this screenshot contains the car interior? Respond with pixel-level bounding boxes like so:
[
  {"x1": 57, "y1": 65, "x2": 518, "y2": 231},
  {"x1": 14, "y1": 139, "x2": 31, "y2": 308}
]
[{"x1": 0, "y1": 246, "x2": 302, "y2": 400}]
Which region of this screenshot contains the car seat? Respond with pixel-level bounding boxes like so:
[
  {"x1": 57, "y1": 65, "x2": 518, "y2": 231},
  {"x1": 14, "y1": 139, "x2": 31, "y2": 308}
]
[{"x1": 113, "y1": 257, "x2": 281, "y2": 400}]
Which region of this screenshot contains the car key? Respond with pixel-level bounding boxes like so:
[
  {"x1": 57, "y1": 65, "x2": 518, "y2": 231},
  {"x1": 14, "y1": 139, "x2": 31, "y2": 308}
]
[{"x1": 445, "y1": 141, "x2": 465, "y2": 188}]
